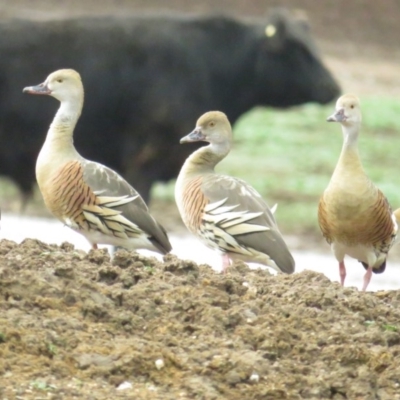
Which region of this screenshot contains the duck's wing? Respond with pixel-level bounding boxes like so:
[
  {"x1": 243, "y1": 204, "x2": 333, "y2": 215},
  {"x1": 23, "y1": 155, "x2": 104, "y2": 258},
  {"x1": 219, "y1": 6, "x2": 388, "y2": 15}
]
[
  {"x1": 197, "y1": 174, "x2": 294, "y2": 273},
  {"x1": 53, "y1": 159, "x2": 172, "y2": 254}
]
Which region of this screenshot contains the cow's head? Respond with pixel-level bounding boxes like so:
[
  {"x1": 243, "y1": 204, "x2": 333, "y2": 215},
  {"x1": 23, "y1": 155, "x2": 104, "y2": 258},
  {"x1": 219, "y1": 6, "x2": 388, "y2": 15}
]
[{"x1": 254, "y1": 9, "x2": 341, "y2": 107}]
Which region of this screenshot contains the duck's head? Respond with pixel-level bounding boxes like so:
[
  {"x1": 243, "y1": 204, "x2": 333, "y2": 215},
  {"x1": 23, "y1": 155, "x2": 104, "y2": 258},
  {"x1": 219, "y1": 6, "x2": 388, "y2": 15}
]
[
  {"x1": 327, "y1": 94, "x2": 362, "y2": 125},
  {"x1": 23, "y1": 69, "x2": 83, "y2": 103},
  {"x1": 180, "y1": 111, "x2": 232, "y2": 146}
]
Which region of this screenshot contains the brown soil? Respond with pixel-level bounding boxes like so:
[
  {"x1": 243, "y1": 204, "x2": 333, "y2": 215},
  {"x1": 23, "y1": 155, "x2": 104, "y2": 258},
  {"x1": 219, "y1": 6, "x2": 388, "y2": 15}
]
[
  {"x1": 2, "y1": 1, "x2": 400, "y2": 399},
  {"x1": 1, "y1": 238, "x2": 400, "y2": 400}
]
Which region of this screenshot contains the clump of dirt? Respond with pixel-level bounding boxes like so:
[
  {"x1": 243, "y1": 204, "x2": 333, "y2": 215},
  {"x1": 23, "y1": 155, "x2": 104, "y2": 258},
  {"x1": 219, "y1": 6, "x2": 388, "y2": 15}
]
[{"x1": 1, "y1": 238, "x2": 400, "y2": 399}]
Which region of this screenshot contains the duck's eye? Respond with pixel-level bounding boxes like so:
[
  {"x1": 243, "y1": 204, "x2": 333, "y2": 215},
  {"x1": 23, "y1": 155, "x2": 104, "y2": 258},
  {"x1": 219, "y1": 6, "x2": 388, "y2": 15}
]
[
  {"x1": 209, "y1": 121, "x2": 215, "y2": 127},
  {"x1": 350, "y1": 104, "x2": 354, "y2": 109},
  {"x1": 57, "y1": 79, "x2": 63, "y2": 83}
]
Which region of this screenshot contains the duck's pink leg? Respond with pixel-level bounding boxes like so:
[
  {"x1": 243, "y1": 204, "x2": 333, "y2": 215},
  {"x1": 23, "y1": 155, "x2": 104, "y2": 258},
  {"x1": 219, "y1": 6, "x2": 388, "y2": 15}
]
[
  {"x1": 221, "y1": 254, "x2": 231, "y2": 274},
  {"x1": 92, "y1": 244, "x2": 98, "y2": 250},
  {"x1": 339, "y1": 261, "x2": 346, "y2": 286},
  {"x1": 362, "y1": 266, "x2": 373, "y2": 292}
]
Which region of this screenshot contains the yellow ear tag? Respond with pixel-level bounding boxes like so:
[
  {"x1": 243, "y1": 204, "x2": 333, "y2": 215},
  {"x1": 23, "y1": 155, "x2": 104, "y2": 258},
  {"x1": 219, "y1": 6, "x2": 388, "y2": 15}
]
[{"x1": 265, "y1": 24, "x2": 276, "y2": 37}]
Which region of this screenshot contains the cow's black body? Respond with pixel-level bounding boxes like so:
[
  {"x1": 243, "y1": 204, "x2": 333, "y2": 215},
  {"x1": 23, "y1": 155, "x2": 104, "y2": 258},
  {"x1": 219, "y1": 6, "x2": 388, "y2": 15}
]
[{"x1": 0, "y1": 10, "x2": 340, "y2": 203}]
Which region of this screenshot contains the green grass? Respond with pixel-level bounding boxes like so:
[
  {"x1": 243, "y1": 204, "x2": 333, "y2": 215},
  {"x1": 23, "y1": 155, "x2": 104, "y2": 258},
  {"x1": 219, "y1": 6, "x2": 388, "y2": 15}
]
[
  {"x1": 29, "y1": 380, "x2": 55, "y2": 391},
  {"x1": 153, "y1": 96, "x2": 400, "y2": 235},
  {"x1": 364, "y1": 320, "x2": 399, "y2": 332},
  {"x1": 0, "y1": 177, "x2": 20, "y2": 202}
]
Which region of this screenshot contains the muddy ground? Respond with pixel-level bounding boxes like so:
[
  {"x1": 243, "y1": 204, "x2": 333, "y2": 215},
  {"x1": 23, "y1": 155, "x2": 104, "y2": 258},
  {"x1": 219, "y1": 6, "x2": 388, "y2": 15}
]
[
  {"x1": 1, "y1": 238, "x2": 400, "y2": 400},
  {"x1": 2, "y1": 1, "x2": 400, "y2": 399}
]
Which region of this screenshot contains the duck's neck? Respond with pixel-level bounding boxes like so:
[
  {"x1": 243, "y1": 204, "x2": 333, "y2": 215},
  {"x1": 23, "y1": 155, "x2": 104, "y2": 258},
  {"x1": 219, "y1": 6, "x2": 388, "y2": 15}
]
[
  {"x1": 332, "y1": 122, "x2": 365, "y2": 180},
  {"x1": 47, "y1": 100, "x2": 82, "y2": 150},
  {"x1": 36, "y1": 98, "x2": 83, "y2": 183},
  {"x1": 181, "y1": 141, "x2": 230, "y2": 177},
  {"x1": 42, "y1": 101, "x2": 82, "y2": 155}
]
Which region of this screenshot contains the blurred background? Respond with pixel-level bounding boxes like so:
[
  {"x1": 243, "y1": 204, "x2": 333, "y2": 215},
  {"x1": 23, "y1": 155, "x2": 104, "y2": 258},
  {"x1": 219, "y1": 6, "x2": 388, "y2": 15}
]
[{"x1": 1, "y1": 0, "x2": 400, "y2": 255}]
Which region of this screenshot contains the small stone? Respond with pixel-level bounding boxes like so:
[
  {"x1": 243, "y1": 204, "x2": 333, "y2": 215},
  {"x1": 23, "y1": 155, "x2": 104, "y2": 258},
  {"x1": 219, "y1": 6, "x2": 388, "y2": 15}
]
[
  {"x1": 249, "y1": 373, "x2": 260, "y2": 383},
  {"x1": 225, "y1": 370, "x2": 244, "y2": 385},
  {"x1": 155, "y1": 358, "x2": 165, "y2": 370},
  {"x1": 117, "y1": 381, "x2": 132, "y2": 391}
]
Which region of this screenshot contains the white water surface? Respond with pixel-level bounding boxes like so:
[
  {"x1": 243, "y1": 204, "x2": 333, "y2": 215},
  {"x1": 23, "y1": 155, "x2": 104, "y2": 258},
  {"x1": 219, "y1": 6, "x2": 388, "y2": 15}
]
[{"x1": 1, "y1": 213, "x2": 400, "y2": 292}]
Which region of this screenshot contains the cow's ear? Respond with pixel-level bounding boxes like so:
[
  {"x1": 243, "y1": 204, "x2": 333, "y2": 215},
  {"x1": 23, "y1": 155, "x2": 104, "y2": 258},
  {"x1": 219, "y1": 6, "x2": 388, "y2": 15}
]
[
  {"x1": 295, "y1": 18, "x2": 311, "y2": 33},
  {"x1": 291, "y1": 9, "x2": 310, "y2": 32}
]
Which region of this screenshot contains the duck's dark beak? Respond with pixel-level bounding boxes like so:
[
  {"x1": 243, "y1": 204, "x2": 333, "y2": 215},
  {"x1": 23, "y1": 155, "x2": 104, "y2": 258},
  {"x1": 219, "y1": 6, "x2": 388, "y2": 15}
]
[
  {"x1": 180, "y1": 127, "x2": 206, "y2": 143},
  {"x1": 23, "y1": 82, "x2": 51, "y2": 95},
  {"x1": 327, "y1": 108, "x2": 346, "y2": 122}
]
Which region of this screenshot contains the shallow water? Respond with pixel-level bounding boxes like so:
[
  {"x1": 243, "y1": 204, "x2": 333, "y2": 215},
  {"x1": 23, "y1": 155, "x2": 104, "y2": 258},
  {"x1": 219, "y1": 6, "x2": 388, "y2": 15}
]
[{"x1": 1, "y1": 212, "x2": 400, "y2": 292}]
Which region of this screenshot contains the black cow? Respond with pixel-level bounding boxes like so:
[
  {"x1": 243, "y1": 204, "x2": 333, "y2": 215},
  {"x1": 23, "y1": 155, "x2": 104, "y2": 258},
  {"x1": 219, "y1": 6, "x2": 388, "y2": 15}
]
[{"x1": 0, "y1": 9, "x2": 340, "y2": 206}]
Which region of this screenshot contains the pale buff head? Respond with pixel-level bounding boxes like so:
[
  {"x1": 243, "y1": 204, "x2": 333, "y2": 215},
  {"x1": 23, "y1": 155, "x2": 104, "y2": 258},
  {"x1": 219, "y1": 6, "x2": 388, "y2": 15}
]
[
  {"x1": 23, "y1": 69, "x2": 83, "y2": 104},
  {"x1": 327, "y1": 94, "x2": 362, "y2": 125},
  {"x1": 180, "y1": 111, "x2": 232, "y2": 146}
]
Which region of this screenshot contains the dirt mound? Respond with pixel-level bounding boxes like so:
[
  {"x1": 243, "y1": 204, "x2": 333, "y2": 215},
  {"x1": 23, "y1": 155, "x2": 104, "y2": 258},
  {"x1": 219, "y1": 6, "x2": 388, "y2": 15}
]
[{"x1": 1, "y1": 239, "x2": 400, "y2": 399}]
